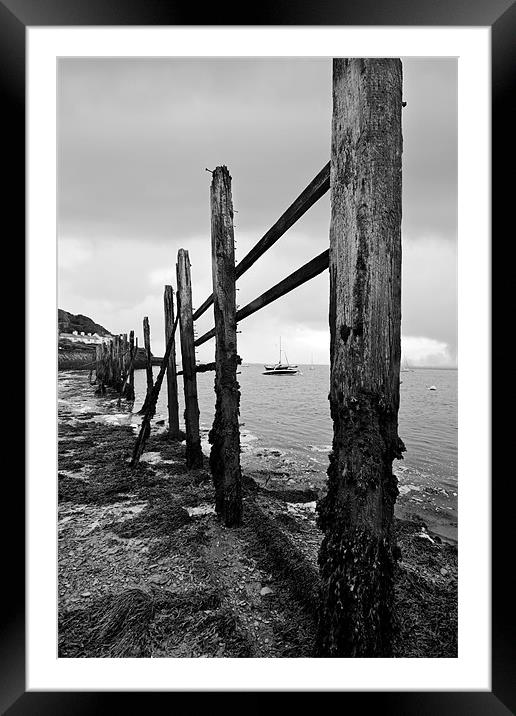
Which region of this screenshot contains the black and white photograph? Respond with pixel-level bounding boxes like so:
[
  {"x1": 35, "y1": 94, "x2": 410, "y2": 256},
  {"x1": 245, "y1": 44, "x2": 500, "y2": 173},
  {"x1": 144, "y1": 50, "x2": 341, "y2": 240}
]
[
  {"x1": 0, "y1": 0, "x2": 503, "y2": 704},
  {"x1": 56, "y1": 55, "x2": 459, "y2": 660}
]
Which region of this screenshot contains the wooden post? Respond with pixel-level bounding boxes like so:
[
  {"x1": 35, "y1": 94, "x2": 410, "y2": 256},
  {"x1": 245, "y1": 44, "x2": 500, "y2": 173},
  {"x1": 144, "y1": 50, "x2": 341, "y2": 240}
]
[
  {"x1": 164, "y1": 285, "x2": 181, "y2": 438},
  {"x1": 96, "y1": 342, "x2": 107, "y2": 395},
  {"x1": 126, "y1": 330, "x2": 135, "y2": 401},
  {"x1": 119, "y1": 332, "x2": 137, "y2": 401},
  {"x1": 121, "y1": 333, "x2": 128, "y2": 387},
  {"x1": 176, "y1": 249, "x2": 203, "y2": 469},
  {"x1": 103, "y1": 341, "x2": 109, "y2": 393},
  {"x1": 108, "y1": 339, "x2": 114, "y2": 387},
  {"x1": 143, "y1": 317, "x2": 153, "y2": 397},
  {"x1": 117, "y1": 335, "x2": 123, "y2": 387},
  {"x1": 138, "y1": 316, "x2": 154, "y2": 413},
  {"x1": 131, "y1": 314, "x2": 179, "y2": 466},
  {"x1": 113, "y1": 335, "x2": 120, "y2": 389},
  {"x1": 94, "y1": 345, "x2": 100, "y2": 386},
  {"x1": 317, "y1": 59, "x2": 405, "y2": 657},
  {"x1": 120, "y1": 334, "x2": 125, "y2": 386},
  {"x1": 208, "y1": 166, "x2": 242, "y2": 526},
  {"x1": 119, "y1": 334, "x2": 124, "y2": 383}
]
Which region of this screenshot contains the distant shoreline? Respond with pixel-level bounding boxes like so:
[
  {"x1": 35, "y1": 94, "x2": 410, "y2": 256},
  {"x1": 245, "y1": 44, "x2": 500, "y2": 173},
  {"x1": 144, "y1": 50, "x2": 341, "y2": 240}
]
[
  {"x1": 58, "y1": 337, "x2": 147, "y2": 371},
  {"x1": 147, "y1": 360, "x2": 458, "y2": 370}
]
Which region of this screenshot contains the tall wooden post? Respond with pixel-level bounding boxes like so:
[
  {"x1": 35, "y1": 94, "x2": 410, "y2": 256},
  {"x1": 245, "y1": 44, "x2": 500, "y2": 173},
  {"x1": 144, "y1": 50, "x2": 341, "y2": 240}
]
[
  {"x1": 96, "y1": 342, "x2": 107, "y2": 395},
  {"x1": 131, "y1": 313, "x2": 180, "y2": 466},
  {"x1": 113, "y1": 335, "x2": 120, "y2": 389},
  {"x1": 164, "y1": 285, "x2": 181, "y2": 438},
  {"x1": 127, "y1": 330, "x2": 135, "y2": 401},
  {"x1": 119, "y1": 334, "x2": 124, "y2": 382},
  {"x1": 94, "y1": 345, "x2": 101, "y2": 386},
  {"x1": 143, "y1": 317, "x2": 153, "y2": 395},
  {"x1": 317, "y1": 59, "x2": 405, "y2": 657},
  {"x1": 108, "y1": 339, "x2": 114, "y2": 387},
  {"x1": 119, "y1": 334, "x2": 125, "y2": 387},
  {"x1": 139, "y1": 316, "x2": 154, "y2": 413},
  {"x1": 176, "y1": 249, "x2": 203, "y2": 468},
  {"x1": 208, "y1": 166, "x2": 242, "y2": 527},
  {"x1": 121, "y1": 333, "x2": 128, "y2": 386}
]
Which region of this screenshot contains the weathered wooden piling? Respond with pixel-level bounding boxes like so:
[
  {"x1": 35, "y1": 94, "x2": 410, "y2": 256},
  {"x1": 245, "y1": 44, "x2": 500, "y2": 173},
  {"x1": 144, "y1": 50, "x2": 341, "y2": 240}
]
[
  {"x1": 317, "y1": 58, "x2": 405, "y2": 657},
  {"x1": 208, "y1": 166, "x2": 242, "y2": 526},
  {"x1": 138, "y1": 316, "x2": 154, "y2": 413},
  {"x1": 143, "y1": 317, "x2": 153, "y2": 395},
  {"x1": 118, "y1": 335, "x2": 124, "y2": 385},
  {"x1": 177, "y1": 361, "x2": 216, "y2": 376},
  {"x1": 131, "y1": 314, "x2": 179, "y2": 466},
  {"x1": 120, "y1": 335, "x2": 126, "y2": 387},
  {"x1": 176, "y1": 249, "x2": 203, "y2": 469},
  {"x1": 113, "y1": 335, "x2": 120, "y2": 389},
  {"x1": 126, "y1": 330, "x2": 135, "y2": 401},
  {"x1": 118, "y1": 334, "x2": 126, "y2": 388},
  {"x1": 107, "y1": 339, "x2": 114, "y2": 385},
  {"x1": 95, "y1": 342, "x2": 107, "y2": 395},
  {"x1": 164, "y1": 285, "x2": 181, "y2": 438},
  {"x1": 94, "y1": 345, "x2": 101, "y2": 387}
]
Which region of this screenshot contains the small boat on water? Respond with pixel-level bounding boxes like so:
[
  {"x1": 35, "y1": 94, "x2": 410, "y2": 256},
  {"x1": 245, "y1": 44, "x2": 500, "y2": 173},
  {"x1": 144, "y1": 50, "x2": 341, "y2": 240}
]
[
  {"x1": 263, "y1": 364, "x2": 298, "y2": 375},
  {"x1": 263, "y1": 337, "x2": 299, "y2": 375}
]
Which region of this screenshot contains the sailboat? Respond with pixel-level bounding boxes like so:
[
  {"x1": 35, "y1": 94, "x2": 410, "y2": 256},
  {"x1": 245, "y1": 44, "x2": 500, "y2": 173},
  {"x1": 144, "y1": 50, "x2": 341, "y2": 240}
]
[
  {"x1": 263, "y1": 337, "x2": 298, "y2": 375},
  {"x1": 308, "y1": 353, "x2": 315, "y2": 371}
]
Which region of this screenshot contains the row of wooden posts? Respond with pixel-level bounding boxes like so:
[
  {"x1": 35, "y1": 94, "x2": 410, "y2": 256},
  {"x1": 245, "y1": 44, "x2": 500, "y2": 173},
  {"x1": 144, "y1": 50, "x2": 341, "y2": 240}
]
[
  {"x1": 93, "y1": 331, "x2": 136, "y2": 401},
  {"x1": 116, "y1": 158, "x2": 327, "y2": 526},
  {"x1": 93, "y1": 59, "x2": 404, "y2": 657}
]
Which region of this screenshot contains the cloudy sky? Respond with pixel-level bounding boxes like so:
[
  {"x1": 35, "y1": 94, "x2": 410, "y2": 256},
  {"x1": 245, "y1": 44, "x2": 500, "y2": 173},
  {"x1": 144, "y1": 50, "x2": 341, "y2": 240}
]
[{"x1": 58, "y1": 57, "x2": 457, "y2": 367}]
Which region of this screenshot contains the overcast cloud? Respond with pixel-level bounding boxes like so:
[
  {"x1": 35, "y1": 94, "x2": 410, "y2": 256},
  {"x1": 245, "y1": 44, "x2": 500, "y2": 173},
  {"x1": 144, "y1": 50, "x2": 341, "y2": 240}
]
[{"x1": 58, "y1": 57, "x2": 457, "y2": 366}]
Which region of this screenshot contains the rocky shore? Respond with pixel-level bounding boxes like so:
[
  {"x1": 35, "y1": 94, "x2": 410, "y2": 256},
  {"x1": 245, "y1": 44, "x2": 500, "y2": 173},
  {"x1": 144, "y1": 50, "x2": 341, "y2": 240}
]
[{"x1": 58, "y1": 370, "x2": 457, "y2": 658}]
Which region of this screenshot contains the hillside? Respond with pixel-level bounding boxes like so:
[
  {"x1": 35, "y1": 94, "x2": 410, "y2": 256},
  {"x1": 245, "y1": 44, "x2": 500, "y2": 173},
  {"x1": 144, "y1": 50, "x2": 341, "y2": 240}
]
[
  {"x1": 58, "y1": 309, "x2": 147, "y2": 370},
  {"x1": 58, "y1": 309, "x2": 111, "y2": 336}
]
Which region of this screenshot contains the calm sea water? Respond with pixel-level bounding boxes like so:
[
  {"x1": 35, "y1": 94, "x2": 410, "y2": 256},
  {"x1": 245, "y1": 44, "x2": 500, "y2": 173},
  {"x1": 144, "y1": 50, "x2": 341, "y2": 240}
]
[{"x1": 131, "y1": 365, "x2": 458, "y2": 542}]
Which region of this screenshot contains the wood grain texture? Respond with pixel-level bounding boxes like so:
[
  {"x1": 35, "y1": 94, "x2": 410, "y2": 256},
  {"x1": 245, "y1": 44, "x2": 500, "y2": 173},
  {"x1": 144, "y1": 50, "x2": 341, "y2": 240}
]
[
  {"x1": 113, "y1": 335, "x2": 120, "y2": 390},
  {"x1": 176, "y1": 249, "x2": 203, "y2": 469},
  {"x1": 164, "y1": 285, "x2": 181, "y2": 438},
  {"x1": 176, "y1": 362, "x2": 216, "y2": 376},
  {"x1": 317, "y1": 58, "x2": 405, "y2": 657},
  {"x1": 126, "y1": 330, "x2": 135, "y2": 401},
  {"x1": 144, "y1": 317, "x2": 154, "y2": 394},
  {"x1": 208, "y1": 166, "x2": 242, "y2": 526}
]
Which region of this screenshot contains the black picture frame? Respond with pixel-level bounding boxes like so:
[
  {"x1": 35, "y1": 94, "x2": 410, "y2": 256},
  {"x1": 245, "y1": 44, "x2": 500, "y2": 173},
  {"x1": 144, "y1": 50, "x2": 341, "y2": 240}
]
[{"x1": 4, "y1": 0, "x2": 511, "y2": 712}]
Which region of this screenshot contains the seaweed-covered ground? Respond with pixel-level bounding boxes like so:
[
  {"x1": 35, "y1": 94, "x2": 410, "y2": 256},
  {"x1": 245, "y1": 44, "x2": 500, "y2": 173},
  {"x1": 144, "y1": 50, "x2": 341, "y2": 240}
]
[{"x1": 58, "y1": 370, "x2": 457, "y2": 658}]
